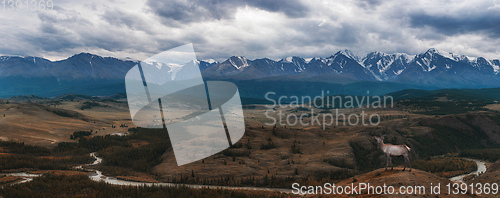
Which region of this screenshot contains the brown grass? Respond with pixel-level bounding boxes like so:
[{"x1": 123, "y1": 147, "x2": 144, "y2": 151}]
[
  {"x1": 0, "y1": 101, "x2": 133, "y2": 146},
  {"x1": 0, "y1": 175, "x2": 23, "y2": 185}
]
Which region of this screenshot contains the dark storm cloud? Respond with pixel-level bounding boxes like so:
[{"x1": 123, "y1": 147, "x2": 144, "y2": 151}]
[
  {"x1": 1, "y1": 0, "x2": 500, "y2": 61},
  {"x1": 146, "y1": 0, "x2": 308, "y2": 24},
  {"x1": 19, "y1": 13, "x2": 85, "y2": 53},
  {"x1": 409, "y1": 11, "x2": 500, "y2": 38},
  {"x1": 102, "y1": 9, "x2": 149, "y2": 31},
  {"x1": 289, "y1": 21, "x2": 361, "y2": 49},
  {"x1": 355, "y1": 0, "x2": 383, "y2": 9},
  {"x1": 23, "y1": 10, "x2": 149, "y2": 55},
  {"x1": 38, "y1": 11, "x2": 91, "y2": 25},
  {"x1": 334, "y1": 23, "x2": 362, "y2": 45},
  {"x1": 24, "y1": 30, "x2": 82, "y2": 53},
  {"x1": 246, "y1": 0, "x2": 308, "y2": 17}
]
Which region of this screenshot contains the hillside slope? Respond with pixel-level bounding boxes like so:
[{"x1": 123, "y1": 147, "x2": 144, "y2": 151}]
[{"x1": 334, "y1": 168, "x2": 472, "y2": 197}]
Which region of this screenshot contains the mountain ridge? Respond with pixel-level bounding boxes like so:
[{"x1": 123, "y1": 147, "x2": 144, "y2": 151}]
[
  {"x1": 2, "y1": 49, "x2": 499, "y2": 82},
  {"x1": 1, "y1": 49, "x2": 500, "y2": 97},
  {"x1": 200, "y1": 48, "x2": 500, "y2": 88}
]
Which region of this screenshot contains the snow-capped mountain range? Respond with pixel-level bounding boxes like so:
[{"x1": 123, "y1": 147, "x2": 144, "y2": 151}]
[
  {"x1": 201, "y1": 48, "x2": 500, "y2": 88},
  {"x1": 0, "y1": 48, "x2": 499, "y2": 97}
]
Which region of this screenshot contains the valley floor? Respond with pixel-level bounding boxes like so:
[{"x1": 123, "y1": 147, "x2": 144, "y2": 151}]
[{"x1": 1, "y1": 96, "x2": 500, "y2": 197}]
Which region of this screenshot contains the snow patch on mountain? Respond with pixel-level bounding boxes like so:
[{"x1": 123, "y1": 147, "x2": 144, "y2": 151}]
[
  {"x1": 492, "y1": 61, "x2": 500, "y2": 74},
  {"x1": 338, "y1": 49, "x2": 360, "y2": 62},
  {"x1": 229, "y1": 56, "x2": 249, "y2": 70},
  {"x1": 203, "y1": 59, "x2": 218, "y2": 64},
  {"x1": 393, "y1": 69, "x2": 404, "y2": 75}
]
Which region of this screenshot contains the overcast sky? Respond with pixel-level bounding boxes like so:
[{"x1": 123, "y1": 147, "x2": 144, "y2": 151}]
[{"x1": 0, "y1": 0, "x2": 499, "y2": 61}]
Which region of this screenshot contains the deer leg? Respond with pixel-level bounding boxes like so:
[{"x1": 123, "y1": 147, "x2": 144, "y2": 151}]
[
  {"x1": 403, "y1": 155, "x2": 409, "y2": 172},
  {"x1": 385, "y1": 154, "x2": 389, "y2": 171},
  {"x1": 390, "y1": 156, "x2": 393, "y2": 170},
  {"x1": 385, "y1": 158, "x2": 388, "y2": 171},
  {"x1": 407, "y1": 155, "x2": 411, "y2": 172}
]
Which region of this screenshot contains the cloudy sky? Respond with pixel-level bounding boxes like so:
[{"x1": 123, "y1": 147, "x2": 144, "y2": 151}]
[{"x1": 0, "y1": 0, "x2": 499, "y2": 61}]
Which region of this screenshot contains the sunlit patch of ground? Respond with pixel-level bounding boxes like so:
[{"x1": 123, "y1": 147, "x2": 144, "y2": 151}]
[
  {"x1": 0, "y1": 100, "x2": 134, "y2": 146},
  {"x1": 0, "y1": 175, "x2": 23, "y2": 185}
]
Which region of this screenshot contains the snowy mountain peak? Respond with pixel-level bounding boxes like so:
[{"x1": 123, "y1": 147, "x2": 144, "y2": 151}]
[
  {"x1": 360, "y1": 51, "x2": 412, "y2": 81},
  {"x1": 425, "y1": 48, "x2": 439, "y2": 54},
  {"x1": 367, "y1": 51, "x2": 385, "y2": 57},
  {"x1": 475, "y1": 57, "x2": 493, "y2": 67},
  {"x1": 283, "y1": 56, "x2": 294, "y2": 63},
  {"x1": 449, "y1": 53, "x2": 469, "y2": 62},
  {"x1": 492, "y1": 60, "x2": 500, "y2": 74},
  {"x1": 279, "y1": 56, "x2": 306, "y2": 65},
  {"x1": 395, "y1": 53, "x2": 414, "y2": 62},
  {"x1": 337, "y1": 49, "x2": 360, "y2": 61},
  {"x1": 228, "y1": 56, "x2": 249, "y2": 70},
  {"x1": 202, "y1": 59, "x2": 218, "y2": 64}
]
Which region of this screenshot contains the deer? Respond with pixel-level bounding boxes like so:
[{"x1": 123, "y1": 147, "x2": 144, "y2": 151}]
[{"x1": 374, "y1": 135, "x2": 411, "y2": 172}]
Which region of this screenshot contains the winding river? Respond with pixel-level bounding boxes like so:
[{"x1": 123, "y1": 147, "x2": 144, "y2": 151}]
[
  {"x1": 2, "y1": 153, "x2": 292, "y2": 193},
  {"x1": 1, "y1": 154, "x2": 488, "y2": 192},
  {"x1": 449, "y1": 158, "x2": 487, "y2": 183}
]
